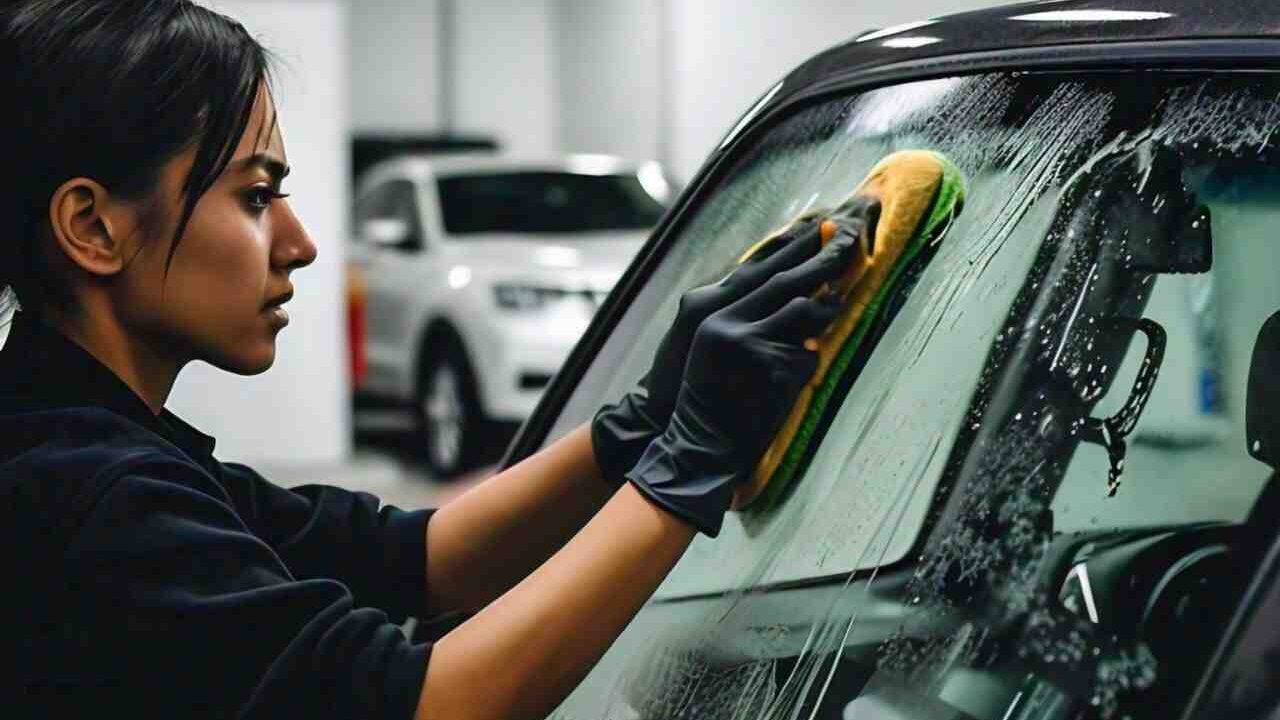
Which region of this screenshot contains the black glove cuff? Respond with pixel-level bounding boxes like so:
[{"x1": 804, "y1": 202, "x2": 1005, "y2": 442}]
[
  {"x1": 624, "y1": 419, "x2": 738, "y2": 538},
  {"x1": 591, "y1": 394, "x2": 663, "y2": 488}
]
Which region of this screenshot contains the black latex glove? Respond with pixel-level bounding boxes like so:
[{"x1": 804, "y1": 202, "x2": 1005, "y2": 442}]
[
  {"x1": 592, "y1": 217, "x2": 854, "y2": 488},
  {"x1": 625, "y1": 227, "x2": 865, "y2": 536}
]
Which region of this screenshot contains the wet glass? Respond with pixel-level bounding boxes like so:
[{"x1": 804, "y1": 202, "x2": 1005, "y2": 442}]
[{"x1": 542, "y1": 72, "x2": 1280, "y2": 719}]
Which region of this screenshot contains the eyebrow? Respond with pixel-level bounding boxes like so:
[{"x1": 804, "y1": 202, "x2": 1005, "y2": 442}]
[{"x1": 232, "y1": 153, "x2": 291, "y2": 183}]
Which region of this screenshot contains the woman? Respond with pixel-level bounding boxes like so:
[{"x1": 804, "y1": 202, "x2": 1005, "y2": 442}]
[{"x1": 0, "y1": 2, "x2": 869, "y2": 718}]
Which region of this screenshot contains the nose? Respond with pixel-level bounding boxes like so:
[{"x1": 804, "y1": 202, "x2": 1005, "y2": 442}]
[{"x1": 271, "y1": 198, "x2": 318, "y2": 272}]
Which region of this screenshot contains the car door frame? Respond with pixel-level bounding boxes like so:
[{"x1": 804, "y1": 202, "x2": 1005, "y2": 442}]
[{"x1": 497, "y1": 36, "x2": 1280, "y2": 720}]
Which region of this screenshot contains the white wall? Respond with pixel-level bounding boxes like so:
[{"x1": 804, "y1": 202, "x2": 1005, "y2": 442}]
[
  {"x1": 554, "y1": 0, "x2": 663, "y2": 165},
  {"x1": 349, "y1": 0, "x2": 442, "y2": 133},
  {"x1": 174, "y1": 0, "x2": 352, "y2": 466},
  {"x1": 452, "y1": 0, "x2": 558, "y2": 157},
  {"x1": 554, "y1": 0, "x2": 1015, "y2": 181}
]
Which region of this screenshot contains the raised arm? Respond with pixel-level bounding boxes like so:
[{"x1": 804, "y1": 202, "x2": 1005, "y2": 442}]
[
  {"x1": 423, "y1": 422, "x2": 614, "y2": 615},
  {"x1": 424, "y1": 216, "x2": 873, "y2": 616},
  {"x1": 419, "y1": 483, "x2": 693, "y2": 720},
  {"x1": 414, "y1": 214, "x2": 871, "y2": 720}
]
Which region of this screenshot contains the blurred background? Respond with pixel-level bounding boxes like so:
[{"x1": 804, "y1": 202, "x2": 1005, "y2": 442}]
[{"x1": 181, "y1": 0, "x2": 1010, "y2": 508}]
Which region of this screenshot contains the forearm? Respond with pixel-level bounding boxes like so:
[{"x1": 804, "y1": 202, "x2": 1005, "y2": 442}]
[
  {"x1": 424, "y1": 422, "x2": 617, "y2": 614},
  {"x1": 417, "y1": 483, "x2": 695, "y2": 720}
]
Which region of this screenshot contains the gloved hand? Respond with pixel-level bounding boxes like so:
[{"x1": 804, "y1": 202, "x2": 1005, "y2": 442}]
[
  {"x1": 592, "y1": 217, "x2": 855, "y2": 489},
  {"x1": 625, "y1": 223, "x2": 868, "y2": 536}
]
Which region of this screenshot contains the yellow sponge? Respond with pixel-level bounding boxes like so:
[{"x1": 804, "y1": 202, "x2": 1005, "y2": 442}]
[{"x1": 731, "y1": 150, "x2": 967, "y2": 511}]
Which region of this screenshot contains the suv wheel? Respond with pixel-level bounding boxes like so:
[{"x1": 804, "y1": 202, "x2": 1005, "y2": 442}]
[{"x1": 415, "y1": 338, "x2": 486, "y2": 478}]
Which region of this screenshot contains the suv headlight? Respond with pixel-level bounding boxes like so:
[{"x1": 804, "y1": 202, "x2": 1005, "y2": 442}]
[{"x1": 493, "y1": 283, "x2": 571, "y2": 311}]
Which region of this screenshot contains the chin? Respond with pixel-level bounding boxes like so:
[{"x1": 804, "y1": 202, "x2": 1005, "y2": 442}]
[{"x1": 210, "y1": 344, "x2": 277, "y2": 375}]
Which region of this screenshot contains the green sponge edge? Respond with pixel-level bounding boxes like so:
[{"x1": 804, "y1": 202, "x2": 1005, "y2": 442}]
[{"x1": 745, "y1": 152, "x2": 967, "y2": 513}]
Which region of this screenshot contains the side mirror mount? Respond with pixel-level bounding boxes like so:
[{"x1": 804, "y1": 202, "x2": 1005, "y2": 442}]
[{"x1": 362, "y1": 218, "x2": 414, "y2": 248}]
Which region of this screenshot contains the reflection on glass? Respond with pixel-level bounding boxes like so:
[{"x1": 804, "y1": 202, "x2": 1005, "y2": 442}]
[
  {"x1": 857, "y1": 20, "x2": 939, "y2": 43},
  {"x1": 1008, "y1": 10, "x2": 1175, "y2": 22},
  {"x1": 882, "y1": 36, "x2": 944, "y2": 49}
]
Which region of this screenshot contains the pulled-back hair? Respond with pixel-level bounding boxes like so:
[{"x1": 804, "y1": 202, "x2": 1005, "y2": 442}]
[{"x1": 0, "y1": 0, "x2": 277, "y2": 315}]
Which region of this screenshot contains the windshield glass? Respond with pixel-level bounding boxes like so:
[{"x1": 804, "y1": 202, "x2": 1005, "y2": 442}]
[
  {"x1": 436, "y1": 171, "x2": 667, "y2": 235},
  {"x1": 540, "y1": 71, "x2": 1280, "y2": 720}
]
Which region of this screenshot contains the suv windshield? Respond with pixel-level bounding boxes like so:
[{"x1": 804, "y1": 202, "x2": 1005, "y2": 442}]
[
  {"x1": 436, "y1": 171, "x2": 667, "y2": 235},
  {"x1": 538, "y1": 71, "x2": 1280, "y2": 720}
]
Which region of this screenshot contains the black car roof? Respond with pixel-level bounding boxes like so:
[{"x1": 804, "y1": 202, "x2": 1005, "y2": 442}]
[{"x1": 802, "y1": 0, "x2": 1279, "y2": 83}]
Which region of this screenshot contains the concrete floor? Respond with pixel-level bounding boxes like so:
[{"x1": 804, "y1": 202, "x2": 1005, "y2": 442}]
[{"x1": 255, "y1": 408, "x2": 501, "y2": 510}]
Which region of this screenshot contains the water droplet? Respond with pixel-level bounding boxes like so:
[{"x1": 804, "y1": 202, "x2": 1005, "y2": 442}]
[
  {"x1": 1253, "y1": 440, "x2": 1262, "y2": 453},
  {"x1": 1015, "y1": 412, "x2": 1023, "y2": 421}
]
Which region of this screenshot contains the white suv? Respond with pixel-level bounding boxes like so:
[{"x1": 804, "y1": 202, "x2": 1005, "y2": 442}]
[{"x1": 347, "y1": 153, "x2": 673, "y2": 477}]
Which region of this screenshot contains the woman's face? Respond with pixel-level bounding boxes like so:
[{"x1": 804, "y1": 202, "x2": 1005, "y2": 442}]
[{"x1": 119, "y1": 90, "x2": 317, "y2": 375}]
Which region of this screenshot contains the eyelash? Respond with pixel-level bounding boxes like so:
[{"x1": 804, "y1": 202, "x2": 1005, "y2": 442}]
[{"x1": 246, "y1": 186, "x2": 291, "y2": 211}]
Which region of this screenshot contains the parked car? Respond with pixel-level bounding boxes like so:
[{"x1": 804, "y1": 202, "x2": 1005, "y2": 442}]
[
  {"x1": 347, "y1": 153, "x2": 674, "y2": 477},
  {"x1": 489, "y1": 1, "x2": 1280, "y2": 717}
]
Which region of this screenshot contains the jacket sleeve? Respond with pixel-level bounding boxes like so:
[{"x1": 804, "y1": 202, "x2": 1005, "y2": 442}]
[
  {"x1": 215, "y1": 460, "x2": 433, "y2": 622},
  {"x1": 64, "y1": 464, "x2": 430, "y2": 720}
]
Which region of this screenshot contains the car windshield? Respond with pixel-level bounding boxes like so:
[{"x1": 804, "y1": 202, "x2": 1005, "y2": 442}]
[
  {"x1": 537, "y1": 70, "x2": 1280, "y2": 719},
  {"x1": 436, "y1": 171, "x2": 667, "y2": 235}
]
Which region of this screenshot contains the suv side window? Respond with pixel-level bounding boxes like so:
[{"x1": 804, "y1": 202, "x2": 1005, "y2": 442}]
[
  {"x1": 542, "y1": 72, "x2": 1280, "y2": 719},
  {"x1": 354, "y1": 178, "x2": 426, "y2": 251}
]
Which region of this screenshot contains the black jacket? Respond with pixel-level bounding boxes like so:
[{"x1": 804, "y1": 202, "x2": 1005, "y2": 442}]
[{"x1": 0, "y1": 311, "x2": 433, "y2": 719}]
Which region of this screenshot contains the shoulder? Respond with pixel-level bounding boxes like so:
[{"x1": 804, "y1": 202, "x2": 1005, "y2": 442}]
[{"x1": 0, "y1": 405, "x2": 228, "y2": 530}]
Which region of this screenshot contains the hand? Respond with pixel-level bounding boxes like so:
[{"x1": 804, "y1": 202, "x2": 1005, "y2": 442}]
[
  {"x1": 591, "y1": 214, "x2": 868, "y2": 488},
  {"x1": 625, "y1": 227, "x2": 866, "y2": 536}
]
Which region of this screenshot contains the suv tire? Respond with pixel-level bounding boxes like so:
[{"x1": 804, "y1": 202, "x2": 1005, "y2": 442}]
[{"x1": 415, "y1": 334, "x2": 488, "y2": 479}]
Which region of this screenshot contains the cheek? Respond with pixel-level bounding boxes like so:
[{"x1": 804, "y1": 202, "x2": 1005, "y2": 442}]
[{"x1": 167, "y1": 214, "x2": 270, "y2": 313}]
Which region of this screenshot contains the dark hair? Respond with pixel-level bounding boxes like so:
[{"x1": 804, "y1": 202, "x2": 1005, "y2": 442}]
[{"x1": 0, "y1": 0, "x2": 277, "y2": 315}]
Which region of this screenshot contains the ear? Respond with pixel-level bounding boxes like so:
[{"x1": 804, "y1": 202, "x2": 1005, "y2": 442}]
[{"x1": 46, "y1": 177, "x2": 140, "y2": 278}]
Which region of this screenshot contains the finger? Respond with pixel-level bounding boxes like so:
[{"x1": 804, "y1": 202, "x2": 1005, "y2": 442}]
[
  {"x1": 768, "y1": 343, "x2": 821, "y2": 401},
  {"x1": 755, "y1": 296, "x2": 841, "y2": 345},
  {"x1": 726, "y1": 233, "x2": 858, "y2": 320},
  {"x1": 726, "y1": 219, "x2": 824, "y2": 293},
  {"x1": 831, "y1": 195, "x2": 882, "y2": 254}
]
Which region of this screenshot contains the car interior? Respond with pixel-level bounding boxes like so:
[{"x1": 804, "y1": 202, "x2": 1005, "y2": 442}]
[{"x1": 522, "y1": 71, "x2": 1280, "y2": 719}]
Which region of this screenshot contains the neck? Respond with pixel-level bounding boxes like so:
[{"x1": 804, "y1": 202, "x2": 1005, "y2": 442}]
[{"x1": 41, "y1": 304, "x2": 182, "y2": 416}]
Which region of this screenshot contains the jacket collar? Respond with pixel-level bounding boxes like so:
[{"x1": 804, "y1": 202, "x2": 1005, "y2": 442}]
[{"x1": 0, "y1": 310, "x2": 218, "y2": 465}]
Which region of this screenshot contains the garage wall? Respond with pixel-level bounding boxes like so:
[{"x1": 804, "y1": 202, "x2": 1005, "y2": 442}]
[
  {"x1": 555, "y1": 0, "x2": 1016, "y2": 181},
  {"x1": 173, "y1": 0, "x2": 352, "y2": 466},
  {"x1": 451, "y1": 0, "x2": 559, "y2": 157},
  {"x1": 349, "y1": 0, "x2": 442, "y2": 133},
  {"x1": 554, "y1": 0, "x2": 664, "y2": 166}
]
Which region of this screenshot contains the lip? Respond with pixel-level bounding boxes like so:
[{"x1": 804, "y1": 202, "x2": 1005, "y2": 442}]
[
  {"x1": 266, "y1": 305, "x2": 290, "y2": 328},
  {"x1": 264, "y1": 289, "x2": 294, "y2": 310}
]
